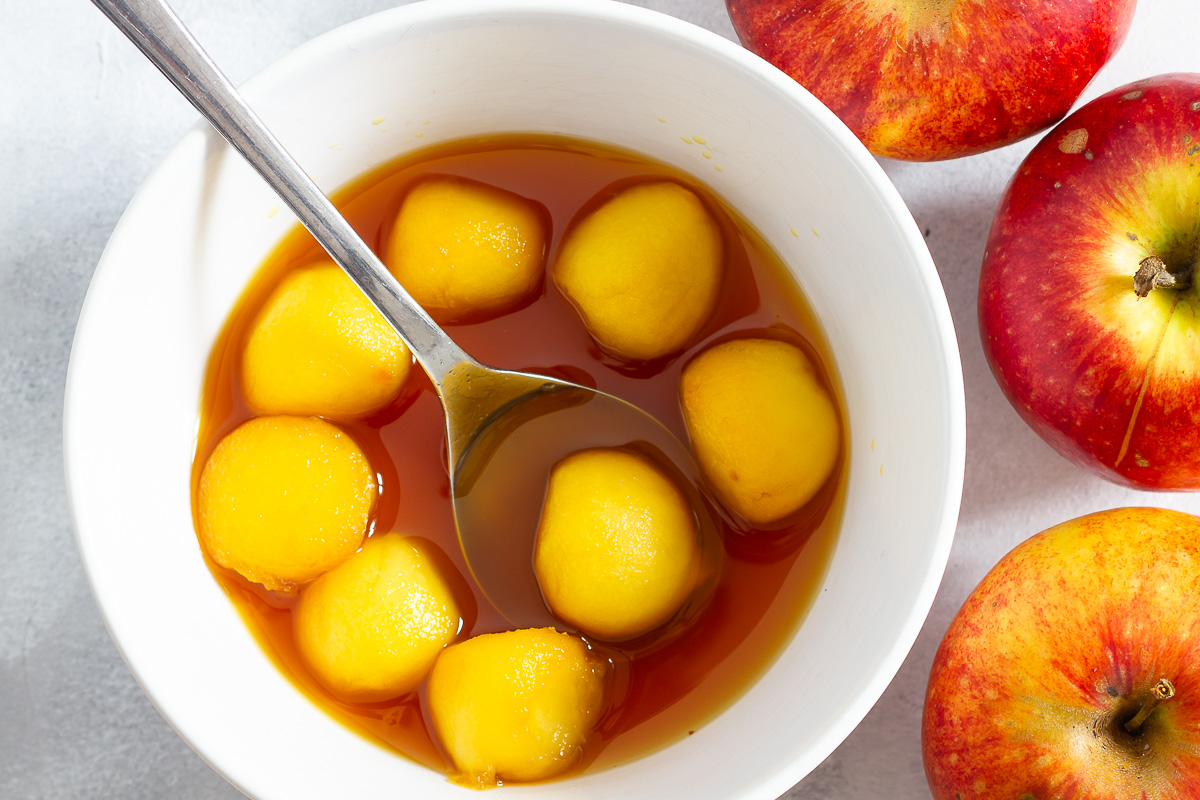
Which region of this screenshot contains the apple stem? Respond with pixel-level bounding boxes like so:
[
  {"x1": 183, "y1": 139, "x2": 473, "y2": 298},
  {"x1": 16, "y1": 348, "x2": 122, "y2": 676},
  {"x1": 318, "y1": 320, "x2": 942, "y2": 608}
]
[
  {"x1": 1123, "y1": 678, "x2": 1176, "y2": 734},
  {"x1": 1134, "y1": 256, "x2": 1188, "y2": 298}
]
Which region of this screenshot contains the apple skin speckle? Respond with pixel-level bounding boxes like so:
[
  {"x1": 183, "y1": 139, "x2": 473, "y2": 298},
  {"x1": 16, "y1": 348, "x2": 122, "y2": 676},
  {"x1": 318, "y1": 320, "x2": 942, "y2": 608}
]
[{"x1": 1059, "y1": 129, "x2": 1089, "y2": 153}]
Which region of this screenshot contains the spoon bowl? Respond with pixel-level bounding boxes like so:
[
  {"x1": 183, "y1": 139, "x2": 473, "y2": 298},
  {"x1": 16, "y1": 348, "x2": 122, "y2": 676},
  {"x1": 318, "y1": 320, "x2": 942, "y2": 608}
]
[
  {"x1": 439, "y1": 360, "x2": 721, "y2": 625},
  {"x1": 444, "y1": 363, "x2": 721, "y2": 629}
]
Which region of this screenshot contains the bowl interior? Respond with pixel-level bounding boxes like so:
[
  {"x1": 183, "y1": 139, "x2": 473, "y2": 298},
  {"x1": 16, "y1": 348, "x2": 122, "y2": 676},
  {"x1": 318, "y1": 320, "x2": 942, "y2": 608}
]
[{"x1": 65, "y1": 2, "x2": 964, "y2": 798}]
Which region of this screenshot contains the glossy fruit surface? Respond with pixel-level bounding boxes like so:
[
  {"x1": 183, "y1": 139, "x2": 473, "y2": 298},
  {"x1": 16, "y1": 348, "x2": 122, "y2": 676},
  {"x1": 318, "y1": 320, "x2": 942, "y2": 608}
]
[
  {"x1": 980, "y1": 73, "x2": 1200, "y2": 488},
  {"x1": 725, "y1": 0, "x2": 1136, "y2": 160},
  {"x1": 922, "y1": 507, "x2": 1200, "y2": 800},
  {"x1": 679, "y1": 338, "x2": 840, "y2": 525},
  {"x1": 196, "y1": 416, "x2": 375, "y2": 589},
  {"x1": 427, "y1": 627, "x2": 607, "y2": 788}
]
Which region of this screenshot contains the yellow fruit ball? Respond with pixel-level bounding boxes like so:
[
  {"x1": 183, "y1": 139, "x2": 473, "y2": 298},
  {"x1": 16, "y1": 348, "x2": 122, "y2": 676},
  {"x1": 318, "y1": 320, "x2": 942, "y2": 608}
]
[
  {"x1": 534, "y1": 448, "x2": 701, "y2": 640},
  {"x1": 385, "y1": 176, "x2": 546, "y2": 323},
  {"x1": 680, "y1": 338, "x2": 841, "y2": 526},
  {"x1": 242, "y1": 262, "x2": 412, "y2": 418},
  {"x1": 427, "y1": 627, "x2": 607, "y2": 788},
  {"x1": 552, "y1": 181, "x2": 723, "y2": 361},
  {"x1": 293, "y1": 534, "x2": 462, "y2": 702},
  {"x1": 197, "y1": 416, "x2": 376, "y2": 590}
]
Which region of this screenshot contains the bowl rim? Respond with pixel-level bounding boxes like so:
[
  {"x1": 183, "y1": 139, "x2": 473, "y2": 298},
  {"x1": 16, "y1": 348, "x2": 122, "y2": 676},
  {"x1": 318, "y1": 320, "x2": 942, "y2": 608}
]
[{"x1": 65, "y1": 0, "x2": 966, "y2": 797}]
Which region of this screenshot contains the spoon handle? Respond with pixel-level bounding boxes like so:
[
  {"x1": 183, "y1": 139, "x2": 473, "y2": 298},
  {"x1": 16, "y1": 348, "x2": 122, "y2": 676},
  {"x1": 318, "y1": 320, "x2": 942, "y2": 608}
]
[{"x1": 89, "y1": 0, "x2": 472, "y2": 384}]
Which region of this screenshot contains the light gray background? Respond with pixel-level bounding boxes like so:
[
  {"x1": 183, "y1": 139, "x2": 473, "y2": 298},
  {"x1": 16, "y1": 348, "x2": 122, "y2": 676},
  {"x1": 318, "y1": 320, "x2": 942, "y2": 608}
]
[{"x1": 2, "y1": 0, "x2": 1198, "y2": 797}]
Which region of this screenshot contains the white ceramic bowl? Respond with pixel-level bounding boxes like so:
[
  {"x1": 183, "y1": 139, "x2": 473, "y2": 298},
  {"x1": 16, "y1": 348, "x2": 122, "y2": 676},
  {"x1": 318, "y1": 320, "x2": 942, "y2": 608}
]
[{"x1": 65, "y1": 1, "x2": 964, "y2": 797}]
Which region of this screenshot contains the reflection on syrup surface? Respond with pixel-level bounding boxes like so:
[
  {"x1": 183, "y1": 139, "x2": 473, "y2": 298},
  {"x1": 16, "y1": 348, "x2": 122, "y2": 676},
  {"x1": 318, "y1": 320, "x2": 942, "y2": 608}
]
[{"x1": 192, "y1": 135, "x2": 846, "y2": 779}]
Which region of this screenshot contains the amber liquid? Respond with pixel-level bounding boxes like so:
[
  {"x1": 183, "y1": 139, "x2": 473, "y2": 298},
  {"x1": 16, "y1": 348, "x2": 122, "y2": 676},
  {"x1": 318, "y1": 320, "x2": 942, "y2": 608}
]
[{"x1": 192, "y1": 135, "x2": 846, "y2": 779}]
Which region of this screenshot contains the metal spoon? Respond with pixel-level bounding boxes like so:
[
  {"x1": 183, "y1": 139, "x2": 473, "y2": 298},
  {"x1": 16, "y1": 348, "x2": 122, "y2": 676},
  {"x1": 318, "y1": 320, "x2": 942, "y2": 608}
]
[{"x1": 91, "y1": 0, "x2": 719, "y2": 628}]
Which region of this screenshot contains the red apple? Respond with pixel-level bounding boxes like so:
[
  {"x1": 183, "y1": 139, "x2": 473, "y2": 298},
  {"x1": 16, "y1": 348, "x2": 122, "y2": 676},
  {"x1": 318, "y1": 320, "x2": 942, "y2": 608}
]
[
  {"x1": 980, "y1": 73, "x2": 1200, "y2": 489},
  {"x1": 724, "y1": 0, "x2": 1136, "y2": 161},
  {"x1": 922, "y1": 507, "x2": 1200, "y2": 799}
]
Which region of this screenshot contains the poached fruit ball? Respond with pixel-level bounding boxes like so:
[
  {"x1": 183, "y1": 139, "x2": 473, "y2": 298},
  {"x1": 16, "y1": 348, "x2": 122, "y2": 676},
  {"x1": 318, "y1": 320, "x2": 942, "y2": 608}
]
[
  {"x1": 680, "y1": 338, "x2": 840, "y2": 525},
  {"x1": 552, "y1": 181, "x2": 723, "y2": 361},
  {"x1": 293, "y1": 533, "x2": 463, "y2": 702},
  {"x1": 385, "y1": 175, "x2": 546, "y2": 323},
  {"x1": 242, "y1": 262, "x2": 412, "y2": 418},
  {"x1": 197, "y1": 415, "x2": 376, "y2": 590},
  {"x1": 534, "y1": 448, "x2": 702, "y2": 640},
  {"x1": 427, "y1": 627, "x2": 607, "y2": 788}
]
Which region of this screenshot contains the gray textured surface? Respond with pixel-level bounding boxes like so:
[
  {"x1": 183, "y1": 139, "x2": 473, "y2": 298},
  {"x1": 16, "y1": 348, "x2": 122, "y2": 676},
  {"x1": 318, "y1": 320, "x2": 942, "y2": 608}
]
[{"x1": 2, "y1": 0, "x2": 1198, "y2": 797}]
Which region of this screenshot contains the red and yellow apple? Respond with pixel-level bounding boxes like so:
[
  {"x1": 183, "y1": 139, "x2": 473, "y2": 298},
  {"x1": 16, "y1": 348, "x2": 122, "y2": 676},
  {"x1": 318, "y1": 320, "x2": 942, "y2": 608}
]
[
  {"x1": 922, "y1": 507, "x2": 1200, "y2": 799},
  {"x1": 724, "y1": 0, "x2": 1136, "y2": 160},
  {"x1": 979, "y1": 73, "x2": 1200, "y2": 489}
]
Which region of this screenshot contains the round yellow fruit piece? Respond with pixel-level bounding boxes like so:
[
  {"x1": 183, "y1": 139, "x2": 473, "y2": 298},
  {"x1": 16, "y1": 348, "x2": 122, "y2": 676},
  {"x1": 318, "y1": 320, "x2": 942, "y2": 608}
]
[
  {"x1": 242, "y1": 262, "x2": 412, "y2": 418},
  {"x1": 385, "y1": 176, "x2": 546, "y2": 323},
  {"x1": 427, "y1": 627, "x2": 607, "y2": 788},
  {"x1": 534, "y1": 448, "x2": 701, "y2": 640},
  {"x1": 293, "y1": 533, "x2": 462, "y2": 702},
  {"x1": 197, "y1": 416, "x2": 376, "y2": 590},
  {"x1": 680, "y1": 338, "x2": 840, "y2": 526},
  {"x1": 552, "y1": 181, "x2": 723, "y2": 361}
]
